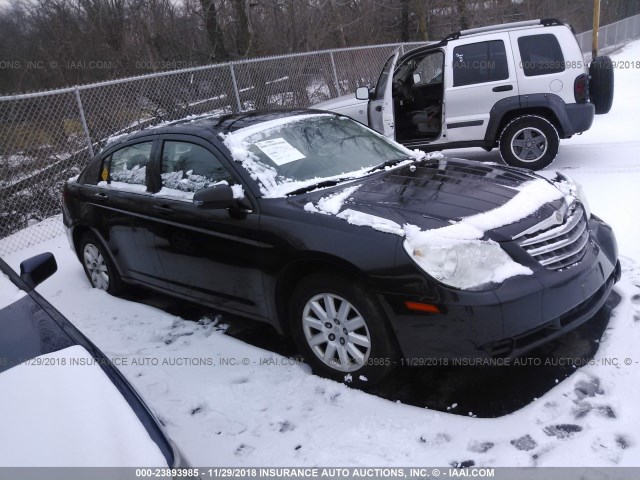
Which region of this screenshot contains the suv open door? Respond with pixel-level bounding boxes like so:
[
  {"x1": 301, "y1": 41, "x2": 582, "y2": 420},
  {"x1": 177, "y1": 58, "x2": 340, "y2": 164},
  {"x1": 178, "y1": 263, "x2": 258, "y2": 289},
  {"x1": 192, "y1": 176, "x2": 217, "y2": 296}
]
[{"x1": 368, "y1": 50, "x2": 400, "y2": 138}]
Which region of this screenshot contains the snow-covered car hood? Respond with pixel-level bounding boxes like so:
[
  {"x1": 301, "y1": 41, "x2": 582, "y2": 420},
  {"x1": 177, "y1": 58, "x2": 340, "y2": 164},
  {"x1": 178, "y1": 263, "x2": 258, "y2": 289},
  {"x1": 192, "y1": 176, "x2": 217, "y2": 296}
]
[
  {"x1": 0, "y1": 271, "x2": 26, "y2": 310},
  {"x1": 0, "y1": 345, "x2": 169, "y2": 467},
  {"x1": 294, "y1": 157, "x2": 566, "y2": 242}
]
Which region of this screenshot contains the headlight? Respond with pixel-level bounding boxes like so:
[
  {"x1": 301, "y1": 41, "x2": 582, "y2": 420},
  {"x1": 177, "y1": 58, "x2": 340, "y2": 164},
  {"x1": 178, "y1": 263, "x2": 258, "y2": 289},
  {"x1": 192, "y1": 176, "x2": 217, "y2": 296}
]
[
  {"x1": 555, "y1": 172, "x2": 591, "y2": 219},
  {"x1": 403, "y1": 238, "x2": 532, "y2": 290}
]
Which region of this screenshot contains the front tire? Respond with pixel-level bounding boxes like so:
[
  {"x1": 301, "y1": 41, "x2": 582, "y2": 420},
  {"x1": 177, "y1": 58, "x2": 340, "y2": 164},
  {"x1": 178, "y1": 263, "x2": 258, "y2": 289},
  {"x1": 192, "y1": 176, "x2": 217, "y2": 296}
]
[
  {"x1": 79, "y1": 232, "x2": 123, "y2": 295},
  {"x1": 499, "y1": 115, "x2": 559, "y2": 171},
  {"x1": 290, "y1": 274, "x2": 398, "y2": 387}
]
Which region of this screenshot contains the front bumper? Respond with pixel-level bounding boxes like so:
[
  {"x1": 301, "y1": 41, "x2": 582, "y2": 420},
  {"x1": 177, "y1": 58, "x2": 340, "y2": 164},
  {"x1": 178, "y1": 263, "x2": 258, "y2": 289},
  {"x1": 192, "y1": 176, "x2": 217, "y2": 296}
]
[{"x1": 380, "y1": 216, "x2": 619, "y2": 361}]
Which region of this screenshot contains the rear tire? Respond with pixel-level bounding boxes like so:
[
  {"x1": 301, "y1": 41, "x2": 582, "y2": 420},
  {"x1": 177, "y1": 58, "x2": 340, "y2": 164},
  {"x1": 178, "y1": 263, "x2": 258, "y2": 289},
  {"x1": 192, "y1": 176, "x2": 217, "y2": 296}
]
[
  {"x1": 590, "y1": 55, "x2": 614, "y2": 115},
  {"x1": 79, "y1": 232, "x2": 123, "y2": 295},
  {"x1": 290, "y1": 274, "x2": 398, "y2": 387},
  {"x1": 499, "y1": 115, "x2": 559, "y2": 171}
]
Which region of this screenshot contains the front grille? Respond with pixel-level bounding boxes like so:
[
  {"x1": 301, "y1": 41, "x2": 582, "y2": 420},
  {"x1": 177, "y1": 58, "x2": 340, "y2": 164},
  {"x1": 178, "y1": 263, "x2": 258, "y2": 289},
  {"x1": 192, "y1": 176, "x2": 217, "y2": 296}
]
[{"x1": 515, "y1": 203, "x2": 589, "y2": 271}]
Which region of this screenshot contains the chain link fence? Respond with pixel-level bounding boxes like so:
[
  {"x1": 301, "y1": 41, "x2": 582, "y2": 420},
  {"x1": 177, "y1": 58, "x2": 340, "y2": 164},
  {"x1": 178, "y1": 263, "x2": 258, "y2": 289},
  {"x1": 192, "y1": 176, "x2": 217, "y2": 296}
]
[{"x1": 1, "y1": 14, "x2": 640, "y2": 256}]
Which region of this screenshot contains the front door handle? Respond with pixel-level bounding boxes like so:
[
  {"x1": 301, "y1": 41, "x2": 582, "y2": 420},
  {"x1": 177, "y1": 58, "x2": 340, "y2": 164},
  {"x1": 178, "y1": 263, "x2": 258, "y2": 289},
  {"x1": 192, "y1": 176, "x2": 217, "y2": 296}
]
[
  {"x1": 153, "y1": 204, "x2": 173, "y2": 214},
  {"x1": 492, "y1": 85, "x2": 513, "y2": 92}
]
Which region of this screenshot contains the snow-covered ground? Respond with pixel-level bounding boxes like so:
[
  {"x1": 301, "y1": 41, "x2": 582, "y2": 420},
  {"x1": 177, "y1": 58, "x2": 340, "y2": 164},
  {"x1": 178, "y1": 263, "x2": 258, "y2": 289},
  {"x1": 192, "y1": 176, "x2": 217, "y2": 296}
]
[{"x1": 2, "y1": 41, "x2": 640, "y2": 467}]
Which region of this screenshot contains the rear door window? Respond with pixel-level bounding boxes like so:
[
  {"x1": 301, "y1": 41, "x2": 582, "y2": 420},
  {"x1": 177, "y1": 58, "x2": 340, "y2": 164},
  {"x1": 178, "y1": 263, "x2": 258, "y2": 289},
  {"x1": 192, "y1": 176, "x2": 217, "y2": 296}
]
[
  {"x1": 453, "y1": 40, "x2": 509, "y2": 87},
  {"x1": 104, "y1": 142, "x2": 153, "y2": 186},
  {"x1": 518, "y1": 34, "x2": 565, "y2": 76}
]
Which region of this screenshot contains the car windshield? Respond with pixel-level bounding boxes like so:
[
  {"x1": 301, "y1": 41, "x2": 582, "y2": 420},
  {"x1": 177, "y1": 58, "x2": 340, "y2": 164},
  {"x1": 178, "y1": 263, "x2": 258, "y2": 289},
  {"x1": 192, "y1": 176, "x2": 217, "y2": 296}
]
[{"x1": 223, "y1": 114, "x2": 413, "y2": 197}]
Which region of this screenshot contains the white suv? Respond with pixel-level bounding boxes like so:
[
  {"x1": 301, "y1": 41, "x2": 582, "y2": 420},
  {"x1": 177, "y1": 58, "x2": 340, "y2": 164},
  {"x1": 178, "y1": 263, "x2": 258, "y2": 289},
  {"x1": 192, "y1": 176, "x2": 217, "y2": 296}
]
[{"x1": 315, "y1": 19, "x2": 614, "y2": 170}]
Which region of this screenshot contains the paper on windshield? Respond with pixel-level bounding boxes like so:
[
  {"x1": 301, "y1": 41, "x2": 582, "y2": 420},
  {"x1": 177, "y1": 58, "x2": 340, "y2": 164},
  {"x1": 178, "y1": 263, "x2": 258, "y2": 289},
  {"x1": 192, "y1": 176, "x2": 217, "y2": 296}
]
[{"x1": 254, "y1": 138, "x2": 305, "y2": 166}]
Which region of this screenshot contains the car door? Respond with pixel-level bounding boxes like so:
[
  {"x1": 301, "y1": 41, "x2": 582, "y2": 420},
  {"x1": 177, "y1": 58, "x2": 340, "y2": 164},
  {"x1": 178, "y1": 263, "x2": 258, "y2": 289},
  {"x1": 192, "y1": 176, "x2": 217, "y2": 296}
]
[
  {"x1": 140, "y1": 134, "x2": 268, "y2": 319},
  {"x1": 79, "y1": 137, "x2": 160, "y2": 283},
  {"x1": 443, "y1": 33, "x2": 519, "y2": 142},
  {"x1": 368, "y1": 50, "x2": 400, "y2": 138}
]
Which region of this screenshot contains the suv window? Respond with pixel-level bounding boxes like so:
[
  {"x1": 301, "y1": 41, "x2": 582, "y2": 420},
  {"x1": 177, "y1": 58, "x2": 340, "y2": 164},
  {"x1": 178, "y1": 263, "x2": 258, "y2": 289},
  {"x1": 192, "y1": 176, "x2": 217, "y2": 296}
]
[
  {"x1": 414, "y1": 51, "x2": 444, "y2": 85},
  {"x1": 160, "y1": 141, "x2": 234, "y2": 193},
  {"x1": 518, "y1": 34, "x2": 565, "y2": 77},
  {"x1": 107, "y1": 142, "x2": 153, "y2": 185},
  {"x1": 453, "y1": 40, "x2": 509, "y2": 87}
]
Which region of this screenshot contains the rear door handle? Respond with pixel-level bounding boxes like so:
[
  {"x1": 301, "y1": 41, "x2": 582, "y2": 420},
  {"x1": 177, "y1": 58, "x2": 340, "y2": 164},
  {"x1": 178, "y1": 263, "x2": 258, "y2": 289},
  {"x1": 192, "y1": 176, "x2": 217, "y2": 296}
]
[
  {"x1": 492, "y1": 85, "x2": 513, "y2": 92},
  {"x1": 153, "y1": 204, "x2": 173, "y2": 214},
  {"x1": 93, "y1": 192, "x2": 109, "y2": 202}
]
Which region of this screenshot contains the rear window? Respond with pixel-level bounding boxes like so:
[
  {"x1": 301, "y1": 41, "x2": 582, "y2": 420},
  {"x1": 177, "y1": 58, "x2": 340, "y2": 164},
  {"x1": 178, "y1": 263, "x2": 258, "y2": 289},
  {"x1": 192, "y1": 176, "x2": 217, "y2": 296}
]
[
  {"x1": 518, "y1": 34, "x2": 565, "y2": 76},
  {"x1": 453, "y1": 40, "x2": 509, "y2": 87}
]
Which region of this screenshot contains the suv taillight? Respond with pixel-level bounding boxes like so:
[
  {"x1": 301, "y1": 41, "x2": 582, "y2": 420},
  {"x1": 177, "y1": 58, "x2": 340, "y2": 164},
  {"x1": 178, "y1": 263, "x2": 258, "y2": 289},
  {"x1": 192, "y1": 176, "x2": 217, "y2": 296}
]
[{"x1": 574, "y1": 74, "x2": 588, "y2": 103}]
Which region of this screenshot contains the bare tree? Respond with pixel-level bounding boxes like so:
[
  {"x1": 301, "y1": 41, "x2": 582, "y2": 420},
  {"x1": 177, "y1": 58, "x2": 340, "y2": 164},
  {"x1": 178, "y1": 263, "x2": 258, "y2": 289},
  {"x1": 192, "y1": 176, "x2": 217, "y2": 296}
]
[{"x1": 199, "y1": 0, "x2": 229, "y2": 61}]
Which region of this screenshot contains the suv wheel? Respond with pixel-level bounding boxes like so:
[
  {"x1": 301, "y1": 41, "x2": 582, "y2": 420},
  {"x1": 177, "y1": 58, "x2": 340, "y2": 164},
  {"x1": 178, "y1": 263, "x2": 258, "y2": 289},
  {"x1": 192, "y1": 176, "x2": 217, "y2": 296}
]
[
  {"x1": 499, "y1": 115, "x2": 559, "y2": 171},
  {"x1": 590, "y1": 55, "x2": 614, "y2": 115},
  {"x1": 80, "y1": 232, "x2": 122, "y2": 295},
  {"x1": 290, "y1": 274, "x2": 398, "y2": 387}
]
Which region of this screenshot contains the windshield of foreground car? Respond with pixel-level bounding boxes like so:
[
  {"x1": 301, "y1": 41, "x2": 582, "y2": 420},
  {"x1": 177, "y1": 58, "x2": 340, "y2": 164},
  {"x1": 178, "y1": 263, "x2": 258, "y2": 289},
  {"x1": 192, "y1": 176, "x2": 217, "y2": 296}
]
[{"x1": 223, "y1": 114, "x2": 413, "y2": 197}]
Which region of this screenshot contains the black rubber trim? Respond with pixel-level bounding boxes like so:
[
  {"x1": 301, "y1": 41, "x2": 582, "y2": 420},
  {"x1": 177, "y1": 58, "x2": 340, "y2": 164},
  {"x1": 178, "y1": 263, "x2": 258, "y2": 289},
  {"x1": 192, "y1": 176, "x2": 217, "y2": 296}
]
[
  {"x1": 484, "y1": 93, "x2": 595, "y2": 142},
  {"x1": 446, "y1": 120, "x2": 484, "y2": 129}
]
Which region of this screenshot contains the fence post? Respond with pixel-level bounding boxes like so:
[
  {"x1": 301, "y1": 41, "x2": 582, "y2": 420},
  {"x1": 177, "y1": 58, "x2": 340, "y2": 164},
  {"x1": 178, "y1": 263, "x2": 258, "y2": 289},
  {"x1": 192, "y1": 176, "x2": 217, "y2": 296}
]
[
  {"x1": 625, "y1": 17, "x2": 630, "y2": 42},
  {"x1": 74, "y1": 87, "x2": 94, "y2": 158},
  {"x1": 229, "y1": 63, "x2": 243, "y2": 112},
  {"x1": 329, "y1": 51, "x2": 341, "y2": 96}
]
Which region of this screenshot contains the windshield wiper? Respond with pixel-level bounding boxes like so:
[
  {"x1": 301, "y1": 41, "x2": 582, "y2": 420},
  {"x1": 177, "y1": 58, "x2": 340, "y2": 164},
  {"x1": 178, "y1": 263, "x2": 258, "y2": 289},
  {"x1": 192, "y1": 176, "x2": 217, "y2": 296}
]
[
  {"x1": 285, "y1": 157, "x2": 414, "y2": 196},
  {"x1": 286, "y1": 177, "x2": 355, "y2": 196},
  {"x1": 365, "y1": 156, "x2": 414, "y2": 174}
]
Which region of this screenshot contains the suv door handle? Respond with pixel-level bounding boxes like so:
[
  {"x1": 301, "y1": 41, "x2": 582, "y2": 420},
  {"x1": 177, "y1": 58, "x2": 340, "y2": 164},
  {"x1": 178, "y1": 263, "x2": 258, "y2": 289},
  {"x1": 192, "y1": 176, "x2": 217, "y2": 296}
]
[
  {"x1": 492, "y1": 85, "x2": 513, "y2": 92},
  {"x1": 153, "y1": 204, "x2": 173, "y2": 214}
]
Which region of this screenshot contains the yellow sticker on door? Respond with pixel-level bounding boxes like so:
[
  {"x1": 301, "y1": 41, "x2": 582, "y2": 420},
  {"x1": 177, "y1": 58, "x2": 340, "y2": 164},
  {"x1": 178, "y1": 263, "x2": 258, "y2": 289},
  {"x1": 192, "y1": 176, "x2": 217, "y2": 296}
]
[{"x1": 101, "y1": 167, "x2": 108, "y2": 181}]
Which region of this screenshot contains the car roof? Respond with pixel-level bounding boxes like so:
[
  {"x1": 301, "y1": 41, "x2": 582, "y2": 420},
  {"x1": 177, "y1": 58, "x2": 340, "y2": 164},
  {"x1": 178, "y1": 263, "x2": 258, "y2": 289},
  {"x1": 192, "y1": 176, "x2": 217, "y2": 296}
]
[{"x1": 125, "y1": 108, "x2": 333, "y2": 142}]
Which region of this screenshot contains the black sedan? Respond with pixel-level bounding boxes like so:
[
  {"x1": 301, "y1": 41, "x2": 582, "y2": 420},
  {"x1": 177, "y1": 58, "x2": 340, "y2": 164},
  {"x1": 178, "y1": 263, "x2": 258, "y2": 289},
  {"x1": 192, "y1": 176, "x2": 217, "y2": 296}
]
[
  {"x1": 63, "y1": 110, "x2": 620, "y2": 386},
  {"x1": 0, "y1": 253, "x2": 188, "y2": 467}
]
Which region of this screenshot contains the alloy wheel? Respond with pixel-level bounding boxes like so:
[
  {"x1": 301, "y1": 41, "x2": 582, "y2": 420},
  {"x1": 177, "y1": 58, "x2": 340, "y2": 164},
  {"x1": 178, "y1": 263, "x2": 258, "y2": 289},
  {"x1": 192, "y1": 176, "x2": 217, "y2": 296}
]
[
  {"x1": 510, "y1": 127, "x2": 548, "y2": 162},
  {"x1": 83, "y1": 243, "x2": 109, "y2": 290},
  {"x1": 301, "y1": 293, "x2": 371, "y2": 372}
]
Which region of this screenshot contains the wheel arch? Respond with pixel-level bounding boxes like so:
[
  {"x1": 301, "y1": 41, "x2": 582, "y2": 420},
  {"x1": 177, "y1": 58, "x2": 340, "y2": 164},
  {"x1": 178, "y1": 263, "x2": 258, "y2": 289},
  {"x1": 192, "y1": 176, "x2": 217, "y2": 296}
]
[
  {"x1": 71, "y1": 225, "x2": 124, "y2": 277},
  {"x1": 485, "y1": 94, "x2": 577, "y2": 144},
  {"x1": 494, "y1": 107, "x2": 564, "y2": 142},
  {"x1": 273, "y1": 254, "x2": 370, "y2": 335}
]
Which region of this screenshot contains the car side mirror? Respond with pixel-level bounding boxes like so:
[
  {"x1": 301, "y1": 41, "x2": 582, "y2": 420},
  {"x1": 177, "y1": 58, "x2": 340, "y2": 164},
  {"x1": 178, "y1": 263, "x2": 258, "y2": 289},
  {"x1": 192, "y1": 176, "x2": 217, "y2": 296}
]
[
  {"x1": 355, "y1": 87, "x2": 370, "y2": 101},
  {"x1": 412, "y1": 73, "x2": 422, "y2": 84},
  {"x1": 20, "y1": 252, "x2": 57, "y2": 289},
  {"x1": 193, "y1": 184, "x2": 235, "y2": 209}
]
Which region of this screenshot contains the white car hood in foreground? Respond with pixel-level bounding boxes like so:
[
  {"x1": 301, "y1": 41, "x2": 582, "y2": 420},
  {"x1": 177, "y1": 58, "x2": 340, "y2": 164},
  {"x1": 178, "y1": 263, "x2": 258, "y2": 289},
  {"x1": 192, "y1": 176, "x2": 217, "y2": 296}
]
[{"x1": 0, "y1": 345, "x2": 168, "y2": 467}]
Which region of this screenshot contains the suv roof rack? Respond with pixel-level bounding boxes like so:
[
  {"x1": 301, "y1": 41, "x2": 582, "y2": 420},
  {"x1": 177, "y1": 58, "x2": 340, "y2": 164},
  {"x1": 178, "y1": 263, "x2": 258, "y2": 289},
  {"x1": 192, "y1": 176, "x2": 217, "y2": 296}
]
[{"x1": 442, "y1": 18, "x2": 567, "y2": 42}]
